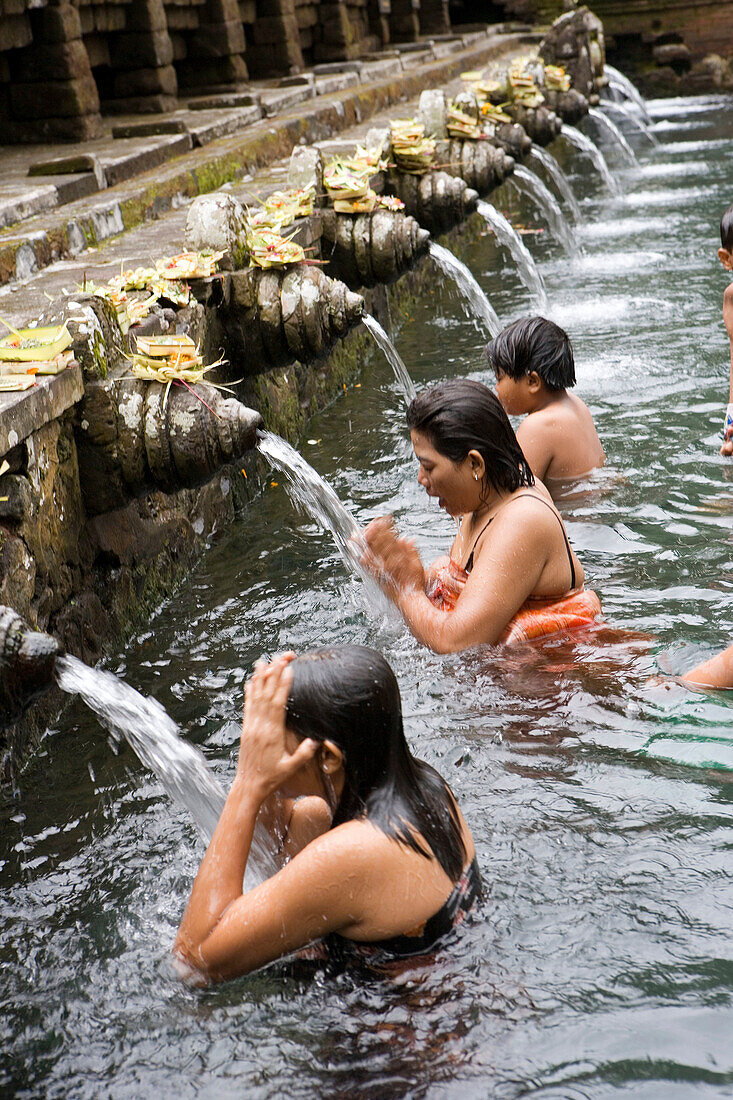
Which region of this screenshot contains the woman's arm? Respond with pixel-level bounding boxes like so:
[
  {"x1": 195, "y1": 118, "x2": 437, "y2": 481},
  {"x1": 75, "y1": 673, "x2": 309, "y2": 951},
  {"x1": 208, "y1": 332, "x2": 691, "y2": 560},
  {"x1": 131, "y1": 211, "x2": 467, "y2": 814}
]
[
  {"x1": 363, "y1": 515, "x2": 546, "y2": 652},
  {"x1": 174, "y1": 656, "x2": 361, "y2": 981}
]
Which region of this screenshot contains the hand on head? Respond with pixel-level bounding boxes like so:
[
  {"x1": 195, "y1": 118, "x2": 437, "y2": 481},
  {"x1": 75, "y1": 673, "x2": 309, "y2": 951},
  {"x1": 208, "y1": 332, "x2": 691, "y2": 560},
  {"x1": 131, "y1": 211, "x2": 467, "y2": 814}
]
[
  {"x1": 238, "y1": 653, "x2": 318, "y2": 801},
  {"x1": 361, "y1": 516, "x2": 426, "y2": 598}
]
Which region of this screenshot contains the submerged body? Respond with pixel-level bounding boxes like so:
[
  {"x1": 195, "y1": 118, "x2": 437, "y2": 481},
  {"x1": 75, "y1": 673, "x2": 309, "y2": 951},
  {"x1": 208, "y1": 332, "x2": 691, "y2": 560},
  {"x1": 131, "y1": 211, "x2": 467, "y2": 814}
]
[
  {"x1": 362, "y1": 380, "x2": 598, "y2": 653},
  {"x1": 487, "y1": 317, "x2": 605, "y2": 486},
  {"x1": 513, "y1": 391, "x2": 606, "y2": 485},
  {"x1": 174, "y1": 647, "x2": 478, "y2": 984}
]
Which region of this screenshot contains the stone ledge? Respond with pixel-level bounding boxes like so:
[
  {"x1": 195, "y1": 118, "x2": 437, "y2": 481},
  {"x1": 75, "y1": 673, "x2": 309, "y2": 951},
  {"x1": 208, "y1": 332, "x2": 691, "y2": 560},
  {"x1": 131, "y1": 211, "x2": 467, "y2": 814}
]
[
  {"x1": 0, "y1": 30, "x2": 513, "y2": 288},
  {"x1": 0, "y1": 365, "x2": 83, "y2": 456}
]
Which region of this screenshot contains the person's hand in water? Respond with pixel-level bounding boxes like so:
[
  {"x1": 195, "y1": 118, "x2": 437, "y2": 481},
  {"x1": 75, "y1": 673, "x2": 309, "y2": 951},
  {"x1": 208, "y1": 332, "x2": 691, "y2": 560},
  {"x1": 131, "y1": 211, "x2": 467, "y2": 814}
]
[
  {"x1": 720, "y1": 423, "x2": 733, "y2": 457},
  {"x1": 361, "y1": 516, "x2": 426, "y2": 599},
  {"x1": 237, "y1": 654, "x2": 318, "y2": 802}
]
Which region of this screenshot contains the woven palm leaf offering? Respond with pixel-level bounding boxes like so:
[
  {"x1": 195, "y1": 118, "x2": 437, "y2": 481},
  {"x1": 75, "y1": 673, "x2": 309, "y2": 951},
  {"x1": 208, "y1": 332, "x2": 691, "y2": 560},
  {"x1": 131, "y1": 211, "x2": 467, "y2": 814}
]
[
  {"x1": 247, "y1": 226, "x2": 306, "y2": 268},
  {"x1": 389, "y1": 119, "x2": 436, "y2": 174},
  {"x1": 446, "y1": 103, "x2": 483, "y2": 140},
  {"x1": 128, "y1": 334, "x2": 229, "y2": 408},
  {"x1": 480, "y1": 102, "x2": 514, "y2": 125},
  {"x1": 250, "y1": 186, "x2": 316, "y2": 230},
  {"x1": 543, "y1": 63, "x2": 571, "y2": 92},
  {"x1": 155, "y1": 250, "x2": 224, "y2": 281},
  {"x1": 0, "y1": 318, "x2": 75, "y2": 382},
  {"x1": 323, "y1": 157, "x2": 375, "y2": 213},
  {"x1": 509, "y1": 72, "x2": 545, "y2": 109}
]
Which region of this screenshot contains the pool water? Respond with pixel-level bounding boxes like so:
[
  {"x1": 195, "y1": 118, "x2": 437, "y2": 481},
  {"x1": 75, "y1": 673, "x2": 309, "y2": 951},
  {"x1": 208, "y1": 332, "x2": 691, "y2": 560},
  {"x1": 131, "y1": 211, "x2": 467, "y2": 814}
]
[{"x1": 2, "y1": 95, "x2": 733, "y2": 1098}]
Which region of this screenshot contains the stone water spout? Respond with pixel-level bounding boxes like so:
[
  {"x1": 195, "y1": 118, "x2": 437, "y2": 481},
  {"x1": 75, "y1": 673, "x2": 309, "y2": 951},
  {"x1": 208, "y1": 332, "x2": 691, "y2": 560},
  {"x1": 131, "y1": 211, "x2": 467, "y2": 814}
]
[
  {"x1": 76, "y1": 377, "x2": 263, "y2": 516},
  {"x1": 437, "y1": 138, "x2": 515, "y2": 197},
  {"x1": 0, "y1": 607, "x2": 60, "y2": 729},
  {"x1": 508, "y1": 104, "x2": 563, "y2": 148},
  {"x1": 385, "y1": 169, "x2": 478, "y2": 236},
  {"x1": 320, "y1": 208, "x2": 430, "y2": 290},
  {"x1": 542, "y1": 88, "x2": 590, "y2": 127},
  {"x1": 223, "y1": 265, "x2": 364, "y2": 371},
  {"x1": 492, "y1": 122, "x2": 533, "y2": 162},
  {"x1": 539, "y1": 6, "x2": 606, "y2": 101}
]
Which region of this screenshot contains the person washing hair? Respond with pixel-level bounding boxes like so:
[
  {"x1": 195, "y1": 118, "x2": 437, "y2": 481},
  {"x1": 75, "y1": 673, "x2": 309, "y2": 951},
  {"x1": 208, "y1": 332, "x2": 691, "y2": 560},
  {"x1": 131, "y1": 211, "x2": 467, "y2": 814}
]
[
  {"x1": 717, "y1": 204, "x2": 733, "y2": 456},
  {"x1": 486, "y1": 316, "x2": 605, "y2": 486},
  {"x1": 361, "y1": 378, "x2": 601, "y2": 651},
  {"x1": 174, "y1": 646, "x2": 478, "y2": 984}
]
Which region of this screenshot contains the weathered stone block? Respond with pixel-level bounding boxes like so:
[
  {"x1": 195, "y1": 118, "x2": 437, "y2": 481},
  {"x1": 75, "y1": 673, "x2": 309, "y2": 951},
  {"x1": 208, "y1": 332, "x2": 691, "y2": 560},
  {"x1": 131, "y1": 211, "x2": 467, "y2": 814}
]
[
  {"x1": 10, "y1": 75, "x2": 100, "y2": 119},
  {"x1": 186, "y1": 20, "x2": 246, "y2": 57},
  {"x1": 111, "y1": 30, "x2": 175, "y2": 68},
  {"x1": 32, "y1": 3, "x2": 83, "y2": 43},
  {"x1": 112, "y1": 64, "x2": 178, "y2": 98},
  {"x1": 12, "y1": 40, "x2": 91, "y2": 82}
]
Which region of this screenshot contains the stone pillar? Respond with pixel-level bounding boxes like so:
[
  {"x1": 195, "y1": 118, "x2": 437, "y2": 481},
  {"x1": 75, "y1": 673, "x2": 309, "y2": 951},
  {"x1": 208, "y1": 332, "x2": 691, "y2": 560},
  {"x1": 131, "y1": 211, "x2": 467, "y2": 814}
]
[
  {"x1": 313, "y1": 0, "x2": 372, "y2": 60},
  {"x1": 5, "y1": 2, "x2": 103, "y2": 143},
  {"x1": 418, "y1": 0, "x2": 448, "y2": 35},
  {"x1": 177, "y1": 0, "x2": 248, "y2": 90},
  {"x1": 368, "y1": 0, "x2": 390, "y2": 48},
  {"x1": 389, "y1": 0, "x2": 419, "y2": 43},
  {"x1": 247, "y1": 0, "x2": 303, "y2": 77},
  {"x1": 107, "y1": 0, "x2": 178, "y2": 113}
]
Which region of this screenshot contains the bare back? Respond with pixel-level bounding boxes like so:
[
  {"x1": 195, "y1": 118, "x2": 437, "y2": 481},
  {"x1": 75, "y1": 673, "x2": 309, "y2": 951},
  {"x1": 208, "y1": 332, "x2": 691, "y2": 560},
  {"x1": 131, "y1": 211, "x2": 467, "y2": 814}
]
[{"x1": 517, "y1": 391, "x2": 605, "y2": 484}]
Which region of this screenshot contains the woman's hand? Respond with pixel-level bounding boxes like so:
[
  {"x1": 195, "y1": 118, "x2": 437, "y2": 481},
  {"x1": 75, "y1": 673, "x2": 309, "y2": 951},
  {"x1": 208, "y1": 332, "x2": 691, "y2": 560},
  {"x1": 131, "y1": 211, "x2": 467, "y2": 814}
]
[
  {"x1": 361, "y1": 516, "x2": 425, "y2": 599},
  {"x1": 237, "y1": 654, "x2": 318, "y2": 803}
]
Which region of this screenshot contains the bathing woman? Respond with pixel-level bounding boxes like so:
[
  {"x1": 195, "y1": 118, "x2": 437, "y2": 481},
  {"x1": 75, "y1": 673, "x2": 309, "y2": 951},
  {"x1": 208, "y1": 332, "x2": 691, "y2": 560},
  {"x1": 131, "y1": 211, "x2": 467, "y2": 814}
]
[
  {"x1": 174, "y1": 646, "x2": 479, "y2": 983},
  {"x1": 362, "y1": 379, "x2": 599, "y2": 653}
]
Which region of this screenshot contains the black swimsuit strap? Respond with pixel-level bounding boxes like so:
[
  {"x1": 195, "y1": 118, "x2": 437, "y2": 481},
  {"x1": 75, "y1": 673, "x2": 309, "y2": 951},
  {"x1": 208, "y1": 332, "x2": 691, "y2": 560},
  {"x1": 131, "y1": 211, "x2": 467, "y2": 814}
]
[{"x1": 464, "y1": 491, "x2": 576, "y2": 590}]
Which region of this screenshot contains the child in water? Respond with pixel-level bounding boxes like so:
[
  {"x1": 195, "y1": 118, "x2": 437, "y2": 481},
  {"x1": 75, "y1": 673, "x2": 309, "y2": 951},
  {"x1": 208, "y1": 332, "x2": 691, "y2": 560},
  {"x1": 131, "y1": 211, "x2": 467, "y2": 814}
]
[
  {"x1": 485, "y1": 316, "x2": 605, "y2": 486},
  {"x1": 717, "y1": 203, "x2": 733, "y2": 455}
]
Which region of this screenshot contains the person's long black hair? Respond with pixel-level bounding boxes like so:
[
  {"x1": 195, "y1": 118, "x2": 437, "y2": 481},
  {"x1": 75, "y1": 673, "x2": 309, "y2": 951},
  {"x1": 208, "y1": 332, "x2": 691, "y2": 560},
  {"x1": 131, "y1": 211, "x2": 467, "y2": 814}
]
[
  {"x1": 286, "y1": 645, "x2": 466, "y2": 881},
  {"x1": 406, "y1": 378, "x2": 533, "y2": 495}
]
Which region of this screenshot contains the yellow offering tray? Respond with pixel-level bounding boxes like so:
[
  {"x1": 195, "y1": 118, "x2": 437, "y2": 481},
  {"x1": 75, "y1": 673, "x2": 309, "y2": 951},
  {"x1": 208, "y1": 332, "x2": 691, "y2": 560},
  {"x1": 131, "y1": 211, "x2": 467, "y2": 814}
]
[
  {"x1": 0, "y1": 323, "x2": 71, "y2": 363},
  {"x1": 134, "y1": 334, "x2": 197, "y2": 359}
]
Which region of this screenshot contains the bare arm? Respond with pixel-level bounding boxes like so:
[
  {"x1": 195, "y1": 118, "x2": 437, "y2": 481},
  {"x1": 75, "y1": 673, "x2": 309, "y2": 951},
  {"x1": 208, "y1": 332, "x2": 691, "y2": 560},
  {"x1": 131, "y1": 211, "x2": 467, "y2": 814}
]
[
  {"x1": 363, "y1": 515, "x2": 546, "y2": 652},
  {"x1": 174, "y1": 656, "x2": 361, "y2": 981}
]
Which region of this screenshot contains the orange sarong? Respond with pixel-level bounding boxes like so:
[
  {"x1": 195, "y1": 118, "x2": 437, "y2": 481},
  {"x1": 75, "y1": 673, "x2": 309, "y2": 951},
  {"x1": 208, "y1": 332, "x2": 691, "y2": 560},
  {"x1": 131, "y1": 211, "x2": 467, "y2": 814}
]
[{"x1": 427, "y1": 560, "x2": 602, "y2": 645}]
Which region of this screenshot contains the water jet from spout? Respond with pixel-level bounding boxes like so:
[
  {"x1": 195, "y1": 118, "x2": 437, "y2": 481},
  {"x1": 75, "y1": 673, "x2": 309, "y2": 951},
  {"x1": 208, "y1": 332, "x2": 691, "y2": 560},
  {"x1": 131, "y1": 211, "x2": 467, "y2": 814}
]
[
  {"x1": 510, "y1": 166, "x2": 579, "y2": 255},
  {"x1": 587, "y1": 107, "x2": 639, "y2": 166},
  {"x1": 428, "y1": 241, "x2": 501, "y2": 338},
  {"x1": 362, "y1": 314, "x2": 416, "y2": 404},
  {"x1": 526, "y1": 146, "x2": 581, "y2": 222},
  {"x1": 476, "y1": 201, "x2": 548, "y2": 310},
  {"x1": 604, "y1": 64, "x2": 653, "y2": 124},
  {"x1": 561, "y1": 124, "x2": 619, "y2": 195},
  {"x1": 602, "y1": 99, "x2": 659, "y2": 146}
]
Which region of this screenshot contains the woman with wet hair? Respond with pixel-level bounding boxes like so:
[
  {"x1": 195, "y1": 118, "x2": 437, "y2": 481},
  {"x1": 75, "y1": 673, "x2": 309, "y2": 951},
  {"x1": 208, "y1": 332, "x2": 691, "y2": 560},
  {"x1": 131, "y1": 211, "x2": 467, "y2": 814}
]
[
  {"x1": 362, "y1": 378, "x2": 600, "y2": 652},
  {"x1": 174, "y1": 645, "x2": 478, "y2": 984}
]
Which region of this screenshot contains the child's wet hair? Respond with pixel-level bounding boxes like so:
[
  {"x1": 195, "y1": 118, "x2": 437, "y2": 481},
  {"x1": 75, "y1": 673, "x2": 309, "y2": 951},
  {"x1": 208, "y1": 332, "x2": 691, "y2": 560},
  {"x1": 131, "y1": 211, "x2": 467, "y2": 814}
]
[
  {"x1": 484, "y1": 316, "x2": 576, "y2": 392},
  {"x1": 721, "y1": 203, "x2": 733, "y2": 252}
]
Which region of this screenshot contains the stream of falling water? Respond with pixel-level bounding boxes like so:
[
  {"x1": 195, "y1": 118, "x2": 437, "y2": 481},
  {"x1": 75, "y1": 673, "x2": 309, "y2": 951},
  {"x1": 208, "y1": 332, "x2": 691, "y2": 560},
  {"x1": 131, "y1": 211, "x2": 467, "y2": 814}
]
[
  {"x1": 561, "y1": 123, "x2": 619, "y2": 193},
  {"x1": 362, "y1": 313, "x2": 416, "y2": 402},
  {"x1": 587, "y1": 105, "x2": 639, "y2": 165},
  {"x1": 428, "y1": 240, "x2": 500, "y2": 336},
  {"x1": 526, "y1": 145, "x2": 582, "y2": 221},
  {"x1": 53, "y1": 655, "x2": 277, "y2": 880},
  {"x1": 476, "y1": 200, "x2": 548, "y2": 309},
  {"x1": 510, "y1": 165, "x2": 579, "y2": 254},
  {"x1": 602, "y1": 98, "x2": 660, "y2": 146},
  {"x1": 605, "y1": 63, "x2": 654, "y2": 122}
]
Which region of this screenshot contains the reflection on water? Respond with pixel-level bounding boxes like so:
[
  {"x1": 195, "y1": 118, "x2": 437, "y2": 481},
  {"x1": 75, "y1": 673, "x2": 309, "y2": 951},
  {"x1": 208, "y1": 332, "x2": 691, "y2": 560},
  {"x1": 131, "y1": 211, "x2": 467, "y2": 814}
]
[{"x1": 2, "y1": 95, "x2": 733, "y2": 1098}]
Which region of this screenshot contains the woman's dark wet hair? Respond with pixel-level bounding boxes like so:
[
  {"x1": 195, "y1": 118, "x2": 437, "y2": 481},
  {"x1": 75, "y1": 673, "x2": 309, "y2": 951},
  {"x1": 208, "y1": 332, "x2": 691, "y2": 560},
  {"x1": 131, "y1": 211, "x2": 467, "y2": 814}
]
[
  {"x1": 721, "y1": 203, "x2": 733, "y2": 251},
  {"x1": 286, "y1": 645, "x2": 466, "y2": 880},
  {"x1": 406, "y1": 378, "x2": 533, "y2": 495},
  {"x1": 484, "y1": 316, "x2": 575, "y2": 391}
]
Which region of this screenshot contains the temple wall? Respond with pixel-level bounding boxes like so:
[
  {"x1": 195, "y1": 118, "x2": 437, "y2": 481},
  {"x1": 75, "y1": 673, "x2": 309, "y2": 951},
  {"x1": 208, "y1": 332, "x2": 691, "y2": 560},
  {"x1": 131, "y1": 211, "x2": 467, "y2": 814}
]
[{"x1": 485, "y1": 0, "x2": 733, "y2": 93}]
